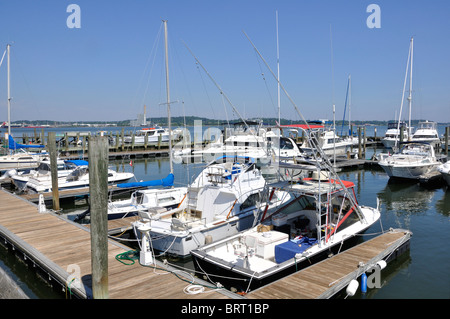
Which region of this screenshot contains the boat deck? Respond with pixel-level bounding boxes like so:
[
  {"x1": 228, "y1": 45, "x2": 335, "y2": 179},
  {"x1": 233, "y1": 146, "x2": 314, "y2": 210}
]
[
  {"x1": 0, "y1": 189, "x2": 235, "y2": 299},
  {"x1": 246, "y1": 229, "x2": 411, "y2": 299}
]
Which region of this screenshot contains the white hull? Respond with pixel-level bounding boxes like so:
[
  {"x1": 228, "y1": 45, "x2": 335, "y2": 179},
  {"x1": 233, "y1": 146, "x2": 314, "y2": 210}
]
[
  {"x1": 191, "y1": 206, "x2": 382, "y2": 288},
  {"x1": 107, "y1": 187, "x2": 188, "y2": 219},
  {"x1": 135, "y1": 211, "x2": 257, "y2": 257},
  {"x1": 26, "y1": 170, "x2": 134, "y2": 193},
  {"x1": 379, "y1": 162, "x2": 437, "y2": 179},
  {"x1": 378, "y1": 142, "x2": 440, "y2": 180}
]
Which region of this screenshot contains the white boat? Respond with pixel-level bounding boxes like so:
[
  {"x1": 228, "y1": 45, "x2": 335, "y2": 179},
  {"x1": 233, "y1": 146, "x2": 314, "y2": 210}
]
[
  {"x1": 381, "y1": 121, "x2": 410, "y2": 149},
  {"x1": 123, "y1": 127, "x2": 181, "y2": 145},
  {"x1": 378, "y1": 142, "x2": 441, "y2": 180},
  {"x1": 190, "y1": 173, "x2": 381, "y2": 292},
  {"x1": 25, "y1": 163, "x2": 134, "y2": 193},
  {"x1": 411, "y1": 121, "x2": 441, "y2": 148},
  {"x1": 131, "y1": 155, "x2": 293, "y2": 257},
  {"x1": 192, "y1": 121, "x2": 302, "y2": 161},
  {"x1": 0, "y1": 147, "x2": 46, "y2": 171},
  {"x1": 301, "y1": 129, "x2": 352, "y2": 156},
  {"x1": 437, "y1": 162, "x2": 450, "y2": 186},
  {"x1": 8, "y1": 159, "x2": 79, "y2": 190}
]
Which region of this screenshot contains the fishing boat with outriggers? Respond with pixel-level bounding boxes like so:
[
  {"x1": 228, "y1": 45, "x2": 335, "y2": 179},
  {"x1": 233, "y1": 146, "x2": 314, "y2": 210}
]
[
  {"x1": 131, "y1": 155, "x2": 293, "y2": 257},
  {"x1": 190, "y1": 164, "x2": 381, "y2": 292}
]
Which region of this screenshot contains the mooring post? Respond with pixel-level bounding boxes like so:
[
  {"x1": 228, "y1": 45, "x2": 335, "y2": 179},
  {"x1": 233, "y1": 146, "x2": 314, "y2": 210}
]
[
  {"x1": 47, "y1": 132, "x2": 60, "y2": 211},
  {"x1": 358, "y1": 126, "x2": 362, "y2": 159},
  {"x1": 88, "y1": 136, "x2": 109, "y2": 299}
]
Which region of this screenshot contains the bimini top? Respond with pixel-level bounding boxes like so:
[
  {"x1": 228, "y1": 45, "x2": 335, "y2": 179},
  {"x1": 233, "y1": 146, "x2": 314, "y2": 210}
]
[
  {"x1": 64, "y1": 160, "x2": 89, "y2": 166},
  {"x1": 116, "y1": 173, "x2": 174, "y2": 188},
  {"x1": 268, "y1": 177, "x2": 355, "y2": 196}
]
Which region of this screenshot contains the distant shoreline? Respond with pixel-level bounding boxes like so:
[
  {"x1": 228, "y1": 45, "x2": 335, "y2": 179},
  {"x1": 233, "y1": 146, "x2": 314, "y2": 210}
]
[{"x1": 2, "y1": 117, "x2": 449, "y2": 128}]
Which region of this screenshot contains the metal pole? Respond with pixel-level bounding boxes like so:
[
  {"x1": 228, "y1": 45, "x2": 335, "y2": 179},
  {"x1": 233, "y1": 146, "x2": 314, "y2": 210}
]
[
  {"x1": 88, "y1": 136, "x2": 109, "y2": 299},
  {"x1": 47, "y1": 132, "x2": 60, "y2": 211},
  {"x1": 7, "y1": 44, "x2": 11, "y2": 137},
  {"x1": 163, "y1": 20, "x2": 173, "y2": 174}
]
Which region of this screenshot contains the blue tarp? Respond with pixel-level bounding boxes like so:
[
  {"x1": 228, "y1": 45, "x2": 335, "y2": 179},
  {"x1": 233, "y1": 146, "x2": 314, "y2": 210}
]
[
  {"x1": 116, "y1": 173, "x2": 174, "y2": 188},
  {"x1": 274, "y1": 236, "x2": 318, "y2": 264},
  {"x1": 8, "y1": 135, "x2": 45, "y2": 150},
  {"x1": 64, "y1": 160, "x2": 89, "y2": 166}
]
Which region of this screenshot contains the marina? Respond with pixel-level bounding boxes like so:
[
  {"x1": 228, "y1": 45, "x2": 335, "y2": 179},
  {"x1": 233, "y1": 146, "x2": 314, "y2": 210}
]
[{"x1": 1, "y1": 2, "x2": 450, "y2": 304}]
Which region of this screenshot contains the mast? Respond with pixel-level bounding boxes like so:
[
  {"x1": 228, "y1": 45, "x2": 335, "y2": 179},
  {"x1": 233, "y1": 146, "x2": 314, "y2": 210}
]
[
  {"x1": 276, "y1": 10, "x2": 280, "y2": 125},
  {"x1": 407, "y1": 37, "x2": 413, "y2": 140},
  {"x1": 163, "y1": 20, "x2": 173, "y2": 174},
  {"x1": 348, "y1": 74, "x2": 352, "y2": 138},
  {"x1": 7, "y1": 44, "x2": 11, "y2": 138}
]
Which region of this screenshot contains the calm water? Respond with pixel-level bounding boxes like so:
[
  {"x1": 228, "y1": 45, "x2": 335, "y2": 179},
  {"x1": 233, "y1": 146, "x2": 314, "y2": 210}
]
[{"x1": 0, "y1": 125, "x2": 449, "y2": 299}]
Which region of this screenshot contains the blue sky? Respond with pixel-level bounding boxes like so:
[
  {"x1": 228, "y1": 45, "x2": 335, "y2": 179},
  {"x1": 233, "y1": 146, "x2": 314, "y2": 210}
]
[{"x1": 0, "y1": 0, "x2": 449, "y2": 123}]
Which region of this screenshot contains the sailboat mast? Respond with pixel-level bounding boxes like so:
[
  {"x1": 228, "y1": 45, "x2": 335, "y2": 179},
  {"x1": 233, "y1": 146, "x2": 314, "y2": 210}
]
[
  {"x1": 7, "y1": 44, "x2": 11, "y2": 138},
  {"x1": 348, "y1": 74, "x2": 351, "y2": 137},
  {"x1": 276, "y1": 10, "x2": 280, "y2": 125},
  {"x1": 163, "y1": 20, "x2": 173, "y2": 174},
  {"x1": 407, "y1": 36, "x2": 413, "y2": 140}
]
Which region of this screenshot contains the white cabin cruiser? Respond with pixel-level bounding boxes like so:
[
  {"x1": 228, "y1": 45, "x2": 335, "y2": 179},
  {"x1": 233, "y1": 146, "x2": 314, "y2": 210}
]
[
  {"x1": 191, "y1": 174, "x2": 381, "y2": 292},
  {"x1": 301, "y1": 129, "x2": 352, "y2": 156},
  {"x1": 411, "y1": 121, "x2": 440, "y2": 148},
  {"x1": 131, "y1": 156, "x2": 293, "y2": 257},
  {"x1": 378, "y1": 142, "x2": 440, "y2": 180},
  {"x1": 437, "y1": 162, "x2": 450, "y2": 186},
  {"x1": 9, "y1": 159, "x2": 79, "y2": 190},
  {"x1": 381, "y1": 121, "x2": 410, "y2": 149},
  {"x1": 192, "y1": 121, "x2": 302, "y2": 162},
  {"x1": 25, "y1": 162, "x2": 134, "y2": 193},
  {"x1": 124, "y1": 127, "x2": 181, "y2": 145}
]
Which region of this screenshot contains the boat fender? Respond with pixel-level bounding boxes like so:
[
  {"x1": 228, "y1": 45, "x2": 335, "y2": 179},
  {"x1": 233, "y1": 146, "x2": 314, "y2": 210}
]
[
  {"x1": 346, "y1": 279, "x2": 359, "y2": 297},
  {"x1": 376, "y1": 260, "x2": 387, "y2": 270},
  {"x1": 361, "y1": 273, "x2": 367, "y2": 293}
]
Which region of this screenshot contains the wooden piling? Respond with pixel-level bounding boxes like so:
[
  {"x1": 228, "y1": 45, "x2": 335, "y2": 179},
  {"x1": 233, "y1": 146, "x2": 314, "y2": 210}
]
[
  {"x1": 47, "y1": 132, "x2": 60, "y2": 211},
  {"x1": 88, "y1": 136, "x2": 109, "y2": 299},
  {"x1": 358, "y1": 127, "x2": 362, "y2": 159}
]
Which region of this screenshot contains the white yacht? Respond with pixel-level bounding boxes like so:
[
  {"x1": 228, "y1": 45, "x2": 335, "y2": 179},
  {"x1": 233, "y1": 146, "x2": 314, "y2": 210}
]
[
  {"x1": 25, "y1": 163, "x2": 134, "y2": 193},
  {"x1": 192, "y1": 121, "x2": 302, "y2": 161},
  {"x1": 378, "y1": 142, "x2": 440, "y2": 180},
  {"x1": 131, "y1": 156, "x2": 293, "y2": 257},
  {"x1": 9, "y1": 159, "x2": 79, "y2": 190},
  {"x1": 411, "y1": 121, "x2": 441, "y2": 148},
  {"x1": 123, "y1": 127, "x2": 181, "y2": 145},
  {"x1": 190, "y1": 173, "x2": 381, "y2": 291},
  {"x1": 381, "y1": 121, "x2": 410, "y2": 149},
  {"x1": 301, "y1": 129, "x2": 352, "y2": 156}
]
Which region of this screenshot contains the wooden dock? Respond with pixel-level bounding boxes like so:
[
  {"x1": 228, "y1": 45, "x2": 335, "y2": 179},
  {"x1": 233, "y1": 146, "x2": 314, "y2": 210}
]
[
  {"x1": 246, "y1": 229, "x2": 411, "y2": 299},
  {"x1": 0, "y1": 189, "x2": 238, "y2": 299}
]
